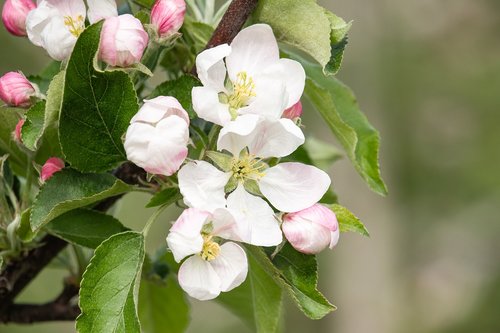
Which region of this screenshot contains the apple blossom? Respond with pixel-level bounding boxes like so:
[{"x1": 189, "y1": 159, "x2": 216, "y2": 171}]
[
  {"x1": 150, "y1": 0, "x2": 186, "y2": 39},
  {"x1": 40, "y1": 157, "x2": 64, "y2": 182},
  {"x1": 86, "y1": 0, "x2": 117, "y2": 24},
  {"x1": 14, "y1": 118, "x2": 25, "y2": 143},
  {"x1": 192, "y1": 24, "x2": 305, "y2": 126},
  {"x1": 178, "y1": 114, "x2": 331, "y2": 213},
  {"x1": 282, "y1": 101, "x2": 303, "y2": 120},
  {"x1": 99, "y1": 14, "x2": 149, "y2": 67},
  {"x1": 282, "y1": 204, "x2": 340, "y2": 254},
  {"x1": 166, "y1": 208, "x2": 248, "y2": 300},
  {"x1": 1, "y1": 0, "x2": 36, "y2": 37},
  {"x1": 0, "y1": 72, "x2": 35, "y2": 107},
  {"x1": 124, "y1": 96, "x2": 190, "y2": 176}
]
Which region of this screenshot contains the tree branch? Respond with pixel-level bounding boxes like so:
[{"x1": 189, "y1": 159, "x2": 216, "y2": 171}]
[{"x1": 0, "y1": 0, "x2": 259, "y2": 324}]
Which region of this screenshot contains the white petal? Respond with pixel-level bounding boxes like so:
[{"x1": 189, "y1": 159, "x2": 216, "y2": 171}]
[
  {"x1": 131, "y1": 96, "x2": 189, "y2": 126},
  {"x1": 217, "y1": 114, "x2": 260, "y2": 156},
  {"x1": 226, "y1": 185, "x2": 282, "y2": 246},
  {"x1": 45, "y1": 0, "x2": 86, "y2": 18},
  {"x1": 87, "y1": 0, "x2": 118, "y2": 23},
  {"x1": 225, "y1": 24, "x2": 279, "y2": 81},
  {"x1": 239, "y1": 75, "x2": 287, "y2": 120},
  {"x1": 259, "y1": 58, "x2": 306, "y2": 109},
  {"x1": 26, "y1": 2, "x2": 56, "y2": 47},
  {"x1": 178, "y1": 161, "x2": 231, "y2": 212},
  {"x1": 246, "y1": 118, "x2": 304, "y2": 158},
  {"x1": 196, "y1": 44, "x2": 231, "y2": 92},
  {"x1": 210, "y1": 242, "x2": 248, "y2": 292},
  {"x1": 192, "y1": 86, "x2": 232, "y2": 126},
  {"x1": 211, "y1": 208, "x2": 241, "y2": 241},
  {"x1": 178, "y1": 255, "x2": 221, "y2": 300},
  {"x1": 166, "y1": 208, "x2": 208, "y2": 262},
  {"x1": 259, "y1": 163, "x2": 331, "y2": 212},
  {"x1": 40, "y1": 16, "x2": 77, "y2": 60}
]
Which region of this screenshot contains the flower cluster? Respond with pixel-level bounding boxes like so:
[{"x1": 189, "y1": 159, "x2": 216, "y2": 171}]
[{"x1": 124, "y1": 24, "x2": 340, "y2": 300}]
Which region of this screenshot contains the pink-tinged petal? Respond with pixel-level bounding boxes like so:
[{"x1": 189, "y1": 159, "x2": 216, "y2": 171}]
[
  {"x1": 192, "y1": 86, "x2": 231, "y2": 126},
  {"x1": 282, "y1": 101, "x2": 303, "y2": 120},
  {"x1": 259, "y1": 58, "x2": 305, "y2": 110},
  {"x1": 40, "y1": 157, "x2": 64, "y2": 182},
  {"x1": 195, "y1": 44, "x2": 231, "y2": 92},
  {"x1": 217, "y1": 114, "x2": 260, "y2": 156},
  {"x1": 178, "y1": 255, "x2": 221, "y2": 300},
  {"x1": 87, "y1": 0, "x2": 117, "y2": 24},
  {"x1": 210, "y1": 242, "x2": 248, "y2": 292},
  {"x1": 2, "y1": 0, "x2": 37, "y2": 37},
  {"x1": 14, "y1": 118, "x2": 25, "y2": 142},
  {"x1": 178, "y1": 161, "x2": 231, "y2": 212},
  {"x1": 259, "y1": 163, "x2": 331, "y2": 213},
  {"x1": 150, "y1": 0, "x2": 186, "y2": 38},
  {"x1": 166, "y1": 208, "x2": 208, "y2": 262},
  {"x1": 225, "y1": 24, "x2": 279, "y2": 82},
  {"x1": 0, "y1": 72, "x2": 35, "y2": 107},
  {"x1": 226, "y1": 185, "x2": 282, "y2": 246},
  {"x1": 282, "y1": 204, "x2": 339, "y2": 254}
]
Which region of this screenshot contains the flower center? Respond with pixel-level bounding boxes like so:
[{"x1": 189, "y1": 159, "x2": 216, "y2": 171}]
[
  {"x1": 200, "y1": 235, "x2": 220, "y2": 261},
  {"x1": 231, "y1": 152, "x2": 266, "y2": 182},
  {"x1": 221, "y1": 71, "x2": 256, "y2": 120},
  {"x1": 64, "y1": 15, "x2": 85, "y2": 37}
]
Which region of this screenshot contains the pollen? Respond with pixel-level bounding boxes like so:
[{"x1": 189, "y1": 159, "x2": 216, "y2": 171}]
[
  {"x1": 231, "y1": 152, "x2": 266, "y2": 182},
  {"x1": 200, "y1": 235, "x2": 221, "y2": 261},
  {"x1": 64, "y1": 15, "x2": 85, "y2": 37},
  {"x1": 226, "y1": 71, "x2": 256, "y2": 118}
]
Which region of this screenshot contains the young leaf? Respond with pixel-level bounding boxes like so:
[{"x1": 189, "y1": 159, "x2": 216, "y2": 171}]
[
  {"x1": 21, "y1": 100, "x2": 46, "y2": 151},
  {"x1": 30, "y1": 169, "x2": 132, "y2": 232},
  {"x1": 17, "y1": 209, "x2": 36, "y2": 242},
  {"x1": 295, "y1": 55, "x2": 388, "y2": 195},
  {"x1": 77, "y1": 231, "x2": 145, "y2": 333},
  {"x1": 146, "y1": 188, "x2": 181, "y2": 208},
  {"x1": 218, "y1": 248, "x2": 283, "y2": 333},
  {"x1": 59, "y1": 22, "x2": 139, "y2": 172},
  {"x1": 138, "y1": 276, "x2": 190, "y2": 333},
  {"x1": 148, "y1": 75, "x2": 201, "y2": 118},
  {"x1": 28, "y1": 61, "x2": 62, "y2": 94},
  {"x1": 45, "y1": 209, "x2": 128, "y2": 248},
  {"x1": 329, "y1": 204, "x2": 369, "y2": 237},
  {"x1": 254, "y1": 0, "x2": 351, "y2": 75},
  {"x1": 270, "y1": 243, "x2": 335, "y2": 319},
  {"x1": 0, "y1": 109, "x2": 27, "y2": 174}
]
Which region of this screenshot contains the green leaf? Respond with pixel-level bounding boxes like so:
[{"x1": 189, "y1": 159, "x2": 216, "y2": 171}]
[
  {"x1": 270, "y1": 243, "x2": 335, "y2": 319},
  {"x1": 77, "y1": 231, "x2": 145, "y2": 333},
  {"x1": 59, "y1": 22, "x2": 139, "y2": 172},
  {"x1": 17, "y1": 208, "x2": 36, "y2": 242},
  {"x1": 254, "y1": 0, "x2": 351, "y2": 75},
  {"x1": 145, "y1": 188, "x2": 181, "y2": 208},
  {"x1": 28, "y1": 61, "x2": 62, "y2": 94},
  {"x1": 149, "y1": 75, "x2": 201, "y2": 118},
  {"x1": 45, "y1": 209, "x2": 128, "y2": 248},
  {"x1": 132, "y1": 0, "x2": 155, "y2": 8},
  {"x1": 218, "y1": 247, "x2": 283, "y2": 333},
  {"x1": 0, "y1": 109, "x2": 27, "y2": 174},
  {"x1": 303, "y1": 137, "x2": 343, "y2": 171},
  {"x1": 21, "y1": 100, "x2": 46, "y2": 151},
  {"x1": 30, "y1": 169, "x2": 132, "y2": 232},
  {"x1": 296, "y1": 56, "x2": 387, "y2": 195},
  {"x1": 329, "y1": 204, "x2": 369, "y2": 237},
  {"x1": 138, "y1": 275, "x2": 190, "y2": 333}
]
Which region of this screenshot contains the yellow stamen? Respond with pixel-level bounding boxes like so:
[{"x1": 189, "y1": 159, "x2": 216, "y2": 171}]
[
  {"x1": 226, "y1": 71, "x2": 256, "y2": 118},
  {"x1": 231, "y1": 152, "x2": 266, "y2": 182},
  {"x1": 64, "y1": 15, "x2": 85, "y2": 37},
  {"x1": 200, "y1": 235, "x2": 221, "y2": 261}
]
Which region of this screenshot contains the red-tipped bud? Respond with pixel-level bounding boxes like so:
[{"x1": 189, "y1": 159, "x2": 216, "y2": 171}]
[
  {"x1": 150, "y1": 0, "x2": 186, "y2": 39},
  {"x1": 40, "y1": 157, "x2": 64, "y2": 182},
  {"x1": 1, "y1": 0, "x2": 36, "y2": 37},
  {"x1": 282, "y1": 204, "x2": 340, "y2": 254},
  {"x1": 282, "y1": 101, "x2": 303, "y2": 120},
  {"x1": 14, "y1": 118, "x2": 25, "y2": 143},
  {"x1": 0, "y1": 72, "x2": 36, "y2": 108}
]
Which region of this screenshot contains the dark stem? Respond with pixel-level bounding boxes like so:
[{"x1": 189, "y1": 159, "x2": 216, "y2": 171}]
[{"x1": 0, "y1": 0, "x2": 259, "y2": 324}]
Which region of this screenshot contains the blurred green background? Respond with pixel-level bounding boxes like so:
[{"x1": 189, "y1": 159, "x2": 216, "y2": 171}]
[{"x1": 1, "y1": 0, "x2": 500, "y2": 332}]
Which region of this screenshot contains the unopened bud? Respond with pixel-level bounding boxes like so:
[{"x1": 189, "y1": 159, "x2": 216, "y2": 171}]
[
  {"x1": 150, "y1": 0, "x2": 185, "y2": 39},
  {"x1": 14, "y1": 118, "x2": 25, "y2": 143},
  {"x1": 40, "y1": 157, "x2": 64, "y2": 182},
  {"x1": 0, "y1": 72, "x2": 36, "y2": 108},
  {"x1": 1, "y1": 0, "x2": 36, "y2": 37},
  {"x1": 282, "y1": 204, "x2": 340, "y2": 254},
  {"x1": 282, "y1": 101, "x2": 303, "y2": 120}
]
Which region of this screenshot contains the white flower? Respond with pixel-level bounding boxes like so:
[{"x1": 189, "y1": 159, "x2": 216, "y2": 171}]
[
  {"x1": 86, "y1": 0, "x2": 117, "y2": 24},
  {"x1": 192, "y1": 24, "x2": 305, "y2": 126},
  {"x1": 124, "y1": 96, "x2": 190, "y2": 176},
  {"x1": 166, "y1": 208, "x2": 248, "y2": 301},
  {"x1": 178, "y1": 115, "x2": 331, "y2": 213}
]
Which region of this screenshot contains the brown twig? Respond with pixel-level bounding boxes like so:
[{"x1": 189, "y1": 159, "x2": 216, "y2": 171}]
[{"x1": 0, "y1": 0, "x2": 259, "y2": 324}]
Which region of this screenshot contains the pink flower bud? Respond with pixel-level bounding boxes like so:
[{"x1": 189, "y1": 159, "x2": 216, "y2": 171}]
[
  {"x1": 1, "y1": 0, "x2": 36, "y2": 37},
  {"x1": 150, "y1": 0, "x2": 186, "y2": 39},
  {"x1": 282, "y1": 101, "x2": 303, "y2": 120},
  {"x1": 282, "y1": 204, "x2": 340, "y2": 254},
  {"x1": 99, "y1": 14, "x2": 149, "y2": 67},
  {"x1": 14, "y1": 118, "x2": 25, "y2": 143},
  {"x1": 40, "y1": 157, "x2": 64, "y2": 182},
  {"x1": 0, "y1": 72, "x2": 36, "y2": 107}
]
